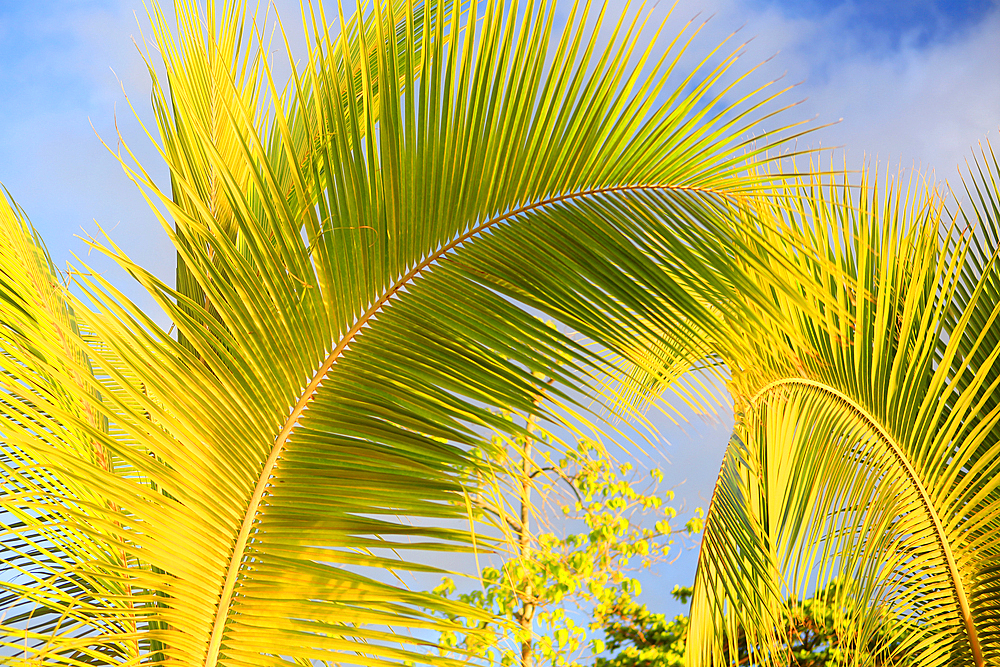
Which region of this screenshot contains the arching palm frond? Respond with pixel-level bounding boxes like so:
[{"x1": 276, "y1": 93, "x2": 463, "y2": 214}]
[
  {"x1": 687, "y1": 158, "x2": 1000, "y2": 667},
  {"x1": 0, "y1": 0, "x2": 813, "y2": 664}
]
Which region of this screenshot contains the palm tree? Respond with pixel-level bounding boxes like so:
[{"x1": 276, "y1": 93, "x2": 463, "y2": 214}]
[{"x1": 0, "y1": 0, "x2": 811, "y2": 664}]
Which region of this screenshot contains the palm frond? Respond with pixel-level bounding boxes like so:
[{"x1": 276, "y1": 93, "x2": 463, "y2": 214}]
[
  {"x1": 0, "y1": 192, "x2": 139, "y2": 663},
  {"x1": 0, "y1": 0, "x2": 815, "y2": 664},
  {"x1": 688, "y1": 159, "x2": 1000, "y2": 666}
]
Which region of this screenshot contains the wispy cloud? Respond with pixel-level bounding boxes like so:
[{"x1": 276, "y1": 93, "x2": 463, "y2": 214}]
[{"x1": 758, "y1": 0, "x2": 1000, "y2": 186}]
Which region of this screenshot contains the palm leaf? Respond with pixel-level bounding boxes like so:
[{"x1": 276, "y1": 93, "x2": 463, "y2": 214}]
[
  {"x1": 687, "y1": 159, "x2": 1000, "y2": 666},
  {"x1": 0, "y1": 0, "x2": 817, "y2": 664}
]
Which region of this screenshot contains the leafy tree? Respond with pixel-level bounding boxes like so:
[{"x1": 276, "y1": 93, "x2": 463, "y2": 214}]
[
  {"x1": 597, "y1": 586, "x2": 691, "y2": 667},
  {"x1": 432, "y1": 429, "x2": 703, "y2": 667},
  {"x1": 599, "y1": 583, "x2": 914, "y2": 667}
]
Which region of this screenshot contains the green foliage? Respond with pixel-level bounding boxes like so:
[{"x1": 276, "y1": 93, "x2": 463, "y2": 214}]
[
  {"x1": 0, "y1": 0, "x2": 809, "y2": 660},
  {"x1": 597, "y1": 586, "x2": 692, "y2": 667},
  {"x1": 433, "y1": 434, "x2": 701, "y2": 667},
  {"x1": 599, "y1": 581, "x2": 915, "y2": 667},
  {"x1": 685, "y1": 161, "x2": 1000, "y2": 667}
]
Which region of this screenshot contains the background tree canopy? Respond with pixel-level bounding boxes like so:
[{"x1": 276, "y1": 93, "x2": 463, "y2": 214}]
[
  {"x1": 598, "y1": 582, "x2": 915, "y2": 667},
  {"x1": 429, "y1": 431, "x2": 703, "y2": 667},
  {"x1": 0, "y1": 0, "x2": 998, "y2": 666}
]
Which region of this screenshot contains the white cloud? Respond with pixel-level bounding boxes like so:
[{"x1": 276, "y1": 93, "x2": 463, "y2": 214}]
[
  {"x1": 611, "y1": 0, "x2": 1000, "y2": 186},
  {"x1": 741, "y1": 0, "x2": 1000, "y2": 186}
]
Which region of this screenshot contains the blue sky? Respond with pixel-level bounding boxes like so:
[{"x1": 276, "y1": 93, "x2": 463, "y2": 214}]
[
  {"x1": 772, "y1": 0, "x2": 993, "y2": 48},
  {"x1": 1, "y1": 0, "x2": 998, "y2": 626}
]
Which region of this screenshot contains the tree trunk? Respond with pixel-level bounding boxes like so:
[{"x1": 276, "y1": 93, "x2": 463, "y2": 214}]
[{"x1": 519, "y1": 415, "x2": 536, "y2": 667}]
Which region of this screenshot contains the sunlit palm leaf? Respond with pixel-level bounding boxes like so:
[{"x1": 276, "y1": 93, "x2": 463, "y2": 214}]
[
  {"x1": 0, "y1": 0, "x2": 812, "y2": 664},
  {"x1": 688, "y1": 160, "x2": 1000, "y2": 666},
  {"x1": 0, "y1": 194, "x2": 140, "y2": 663}
]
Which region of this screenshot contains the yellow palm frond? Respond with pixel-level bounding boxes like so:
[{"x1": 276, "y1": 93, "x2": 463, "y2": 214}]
[
  {"x1": 688, "y1": 158, "x2": 1000, "y2": 667},
  {"x1": 0, "y1": 0, "x2": 816, "y2": 664}
]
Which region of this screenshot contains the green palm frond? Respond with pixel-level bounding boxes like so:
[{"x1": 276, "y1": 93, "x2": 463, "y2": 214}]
[
  {"x1": 687, "y1": 158, "x2": 1000, "y2": 667},
  {"x1": 0, "y1": 0, "x2": 816, "y2": 664}
]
